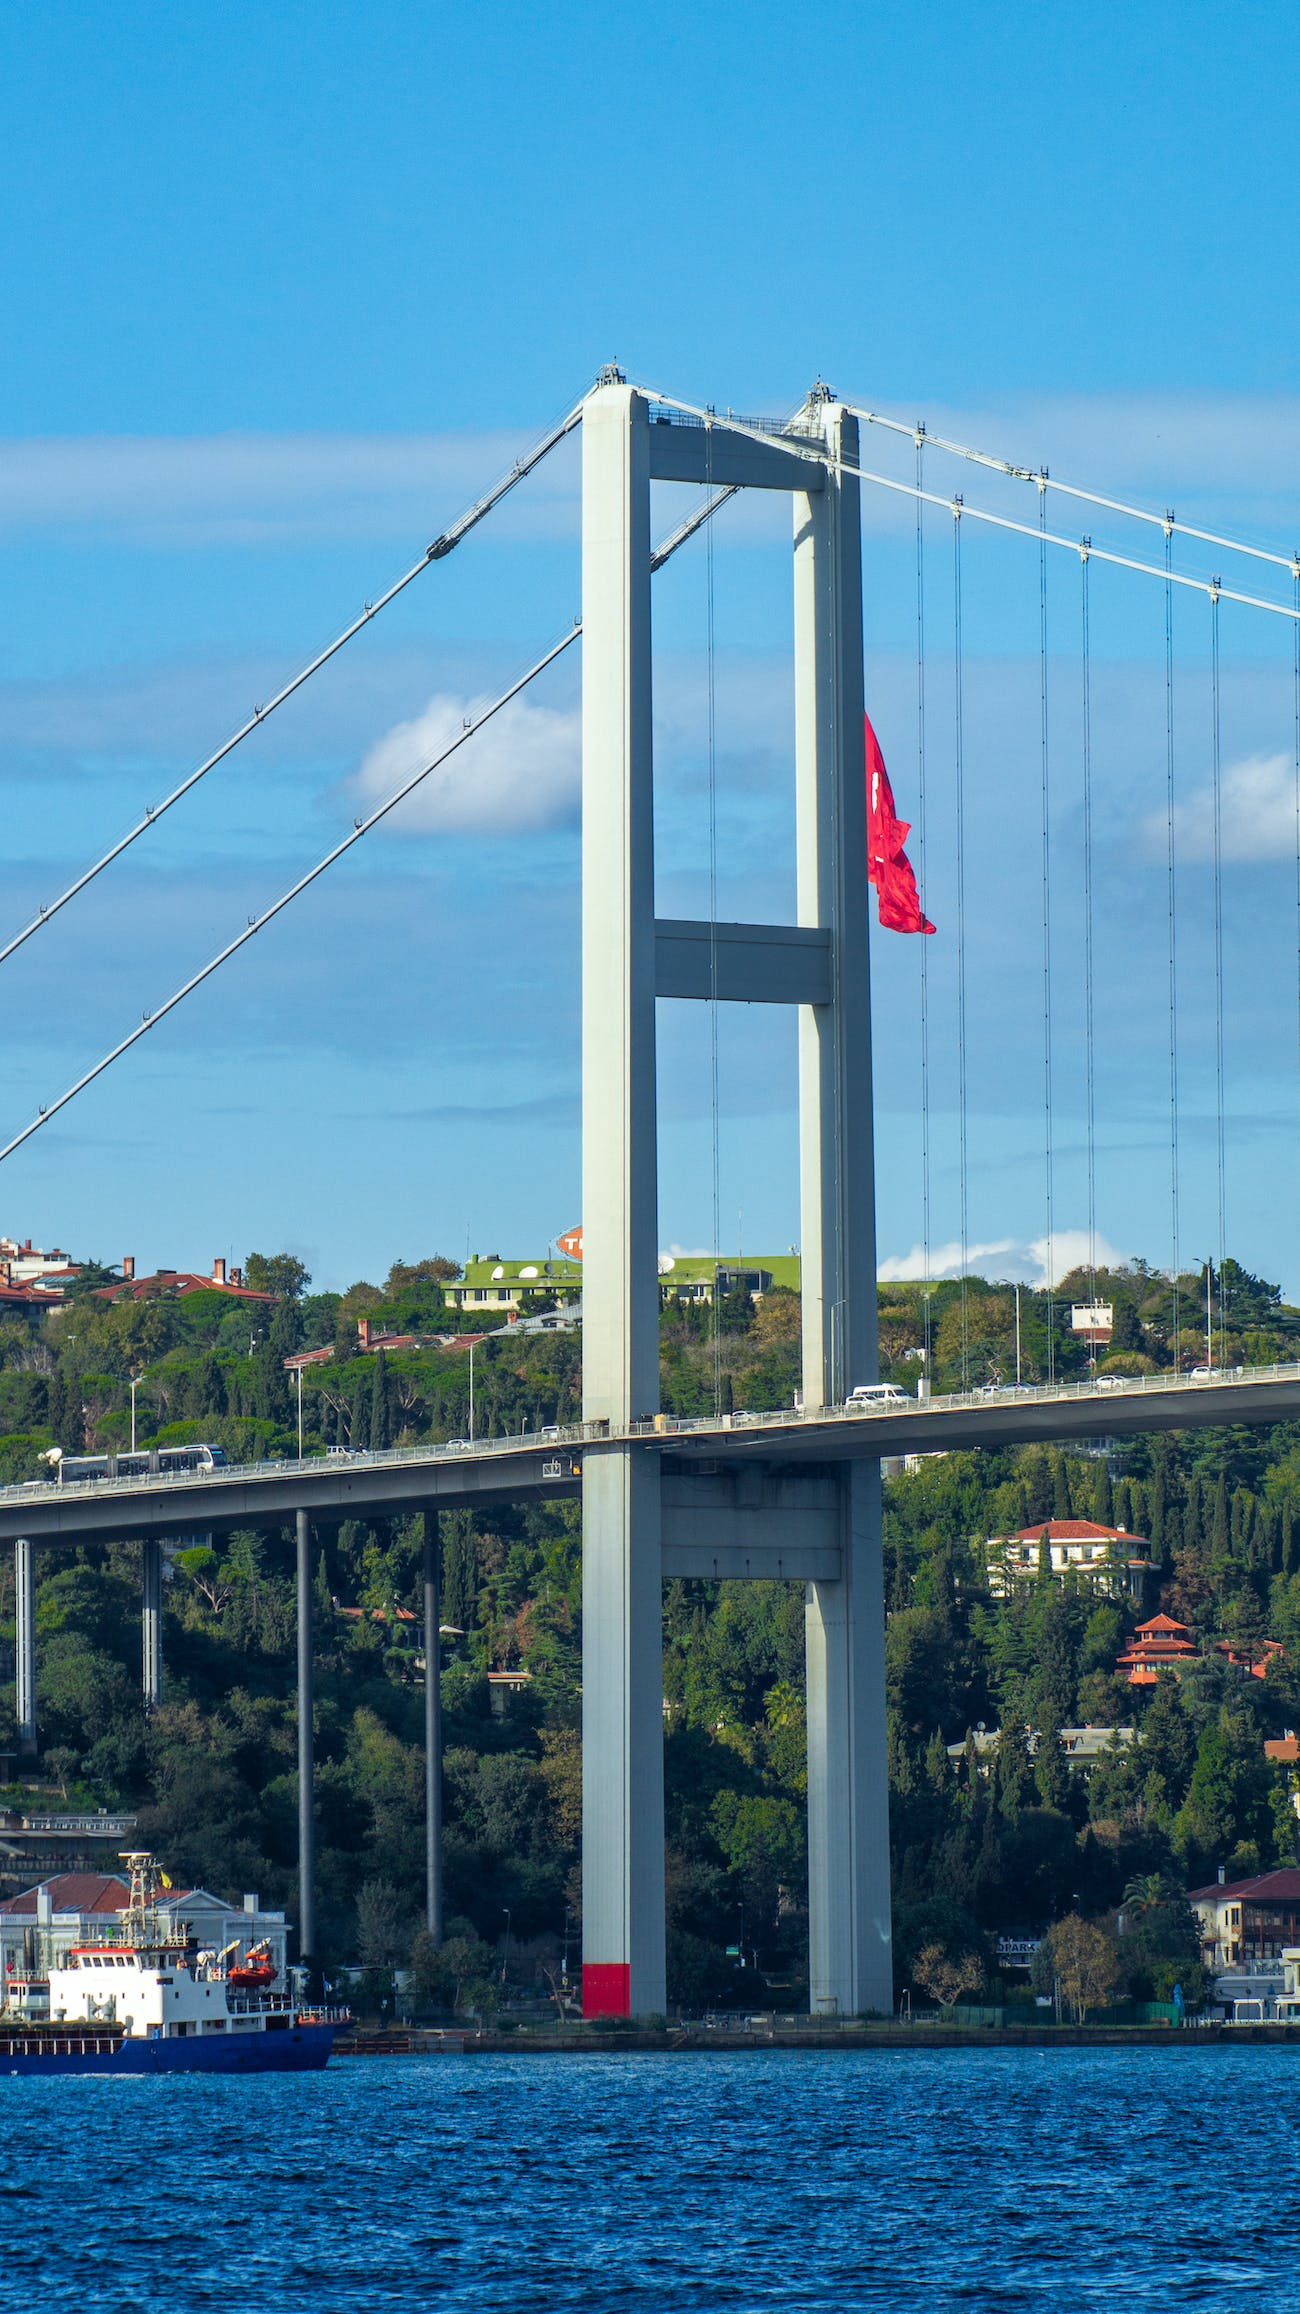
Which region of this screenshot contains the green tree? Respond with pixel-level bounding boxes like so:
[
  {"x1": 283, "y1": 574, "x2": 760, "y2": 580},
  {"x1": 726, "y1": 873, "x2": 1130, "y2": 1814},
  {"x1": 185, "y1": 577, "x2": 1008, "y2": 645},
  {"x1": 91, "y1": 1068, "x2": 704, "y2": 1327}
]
[
  {"x1": 244, "y1": 1252, "x2": 311, "y2": 1300},
  {"x1": 1174, "y1": 1710, "x2": 1275, "y2": 1874}
]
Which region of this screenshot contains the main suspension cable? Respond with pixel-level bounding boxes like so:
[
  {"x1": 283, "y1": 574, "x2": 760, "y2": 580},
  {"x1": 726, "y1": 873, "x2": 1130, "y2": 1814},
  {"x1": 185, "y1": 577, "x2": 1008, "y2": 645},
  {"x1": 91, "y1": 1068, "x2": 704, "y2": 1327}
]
[
  {"x1": 643, "y1": 394, "x2": 1300, "y2": 625},
  {"x1": 0, "y1": 395, "x2": 588, "y2": 974},
  {"x1": 839, "y1": 397, "x2": 1300, "y2": 577},
  {"x1": 0, "y1": 483, "x2": 734, "y2": 1167}
]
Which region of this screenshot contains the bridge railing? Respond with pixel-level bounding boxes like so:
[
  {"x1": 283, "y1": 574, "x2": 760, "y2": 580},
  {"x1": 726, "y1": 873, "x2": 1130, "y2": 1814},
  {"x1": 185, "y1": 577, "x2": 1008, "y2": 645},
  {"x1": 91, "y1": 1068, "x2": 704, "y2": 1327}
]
[{"x1": 2, "y1": 1361, "x2": 1298, "y2": 1507}]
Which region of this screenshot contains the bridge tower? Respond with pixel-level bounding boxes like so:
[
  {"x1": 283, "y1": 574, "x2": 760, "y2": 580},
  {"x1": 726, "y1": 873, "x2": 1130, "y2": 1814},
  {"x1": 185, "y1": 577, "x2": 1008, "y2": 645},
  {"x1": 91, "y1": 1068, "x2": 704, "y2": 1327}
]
[{"x1": 580, "y1": 381, "x2": 891, "y2": 2019}]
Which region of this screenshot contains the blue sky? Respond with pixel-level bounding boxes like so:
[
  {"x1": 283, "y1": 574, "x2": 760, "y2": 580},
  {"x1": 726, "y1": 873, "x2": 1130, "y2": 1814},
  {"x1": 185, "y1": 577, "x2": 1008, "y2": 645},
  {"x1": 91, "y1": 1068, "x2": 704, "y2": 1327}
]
[{"x1": 2, "y1": 1, "x2": 1299, "y2": 1293}]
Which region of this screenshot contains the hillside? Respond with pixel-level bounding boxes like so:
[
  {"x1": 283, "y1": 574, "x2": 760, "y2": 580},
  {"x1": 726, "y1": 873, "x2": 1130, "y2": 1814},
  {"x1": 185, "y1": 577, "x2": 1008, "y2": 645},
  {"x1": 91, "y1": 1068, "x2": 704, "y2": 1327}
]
[{"x1": 3, "y1": 1252, "x2": 1299, "y2": 2012}]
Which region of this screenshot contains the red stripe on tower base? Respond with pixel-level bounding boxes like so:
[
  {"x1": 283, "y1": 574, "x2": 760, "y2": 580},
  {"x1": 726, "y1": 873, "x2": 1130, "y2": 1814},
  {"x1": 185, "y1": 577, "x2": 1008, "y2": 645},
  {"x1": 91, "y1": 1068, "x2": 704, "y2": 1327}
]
[{"x1": 582, "y1": 1962, "x2": 632, "y2": 2018}]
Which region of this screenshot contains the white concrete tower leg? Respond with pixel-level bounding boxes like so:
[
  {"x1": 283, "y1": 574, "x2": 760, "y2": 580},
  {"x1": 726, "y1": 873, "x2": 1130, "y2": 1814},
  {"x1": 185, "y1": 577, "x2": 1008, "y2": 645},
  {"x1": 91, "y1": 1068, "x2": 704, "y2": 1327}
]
[
  {"x1": 580, "y1": 381, "x2": 665, "y2": 2020},
  {"x1": 805, "y1": 1463, "x2": 893, "y2": 2015},
  {"x1": 793, "y1": 402, "x2": 893, "y2": 2017},
  {"x1": 14, "y1": 1536, "x2": 36, "y2": 1753}
]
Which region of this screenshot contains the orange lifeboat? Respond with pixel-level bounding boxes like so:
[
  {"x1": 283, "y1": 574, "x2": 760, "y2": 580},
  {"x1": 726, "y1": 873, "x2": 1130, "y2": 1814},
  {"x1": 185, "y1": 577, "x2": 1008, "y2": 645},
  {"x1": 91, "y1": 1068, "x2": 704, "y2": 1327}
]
[{"x1": 227, "y1": 1940, "x2": 277, "y2": 1992}]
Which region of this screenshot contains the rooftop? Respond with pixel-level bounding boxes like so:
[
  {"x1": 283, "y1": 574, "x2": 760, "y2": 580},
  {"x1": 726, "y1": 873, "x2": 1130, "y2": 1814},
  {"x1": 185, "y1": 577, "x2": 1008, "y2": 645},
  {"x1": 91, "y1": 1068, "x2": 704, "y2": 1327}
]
[{"x1": 1187, "y1": 1869, "x2": 1300, "y2": 1905}]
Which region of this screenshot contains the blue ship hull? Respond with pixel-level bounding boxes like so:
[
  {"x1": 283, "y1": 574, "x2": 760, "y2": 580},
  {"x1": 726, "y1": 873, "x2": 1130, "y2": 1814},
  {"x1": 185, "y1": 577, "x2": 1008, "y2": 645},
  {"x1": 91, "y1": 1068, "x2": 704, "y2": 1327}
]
[{"x1": 0, "y1": 2023, "x2": 336, "y2": 2075}]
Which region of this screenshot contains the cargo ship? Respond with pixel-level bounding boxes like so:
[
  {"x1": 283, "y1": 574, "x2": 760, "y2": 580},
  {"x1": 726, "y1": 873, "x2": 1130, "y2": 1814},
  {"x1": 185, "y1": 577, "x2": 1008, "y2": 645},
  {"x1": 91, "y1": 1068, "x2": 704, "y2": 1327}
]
[{"x1": 0, "y1": 1854, "x2": 346, "y2": 2074}]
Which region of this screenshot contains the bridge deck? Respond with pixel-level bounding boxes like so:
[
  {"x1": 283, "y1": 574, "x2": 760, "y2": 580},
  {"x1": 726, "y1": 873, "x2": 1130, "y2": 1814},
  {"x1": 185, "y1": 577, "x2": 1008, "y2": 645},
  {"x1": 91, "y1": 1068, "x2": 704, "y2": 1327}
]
[{"x1": 2, "y1": 1363, "x2": 1298, "y2": 1541}]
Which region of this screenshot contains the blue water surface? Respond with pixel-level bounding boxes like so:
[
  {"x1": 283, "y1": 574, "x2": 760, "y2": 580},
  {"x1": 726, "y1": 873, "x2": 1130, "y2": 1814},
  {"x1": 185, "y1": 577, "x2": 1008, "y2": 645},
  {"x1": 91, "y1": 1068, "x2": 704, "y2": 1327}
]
[{"x1": 3, "y1": 2046, "x2": 1297, "y2": 2311}]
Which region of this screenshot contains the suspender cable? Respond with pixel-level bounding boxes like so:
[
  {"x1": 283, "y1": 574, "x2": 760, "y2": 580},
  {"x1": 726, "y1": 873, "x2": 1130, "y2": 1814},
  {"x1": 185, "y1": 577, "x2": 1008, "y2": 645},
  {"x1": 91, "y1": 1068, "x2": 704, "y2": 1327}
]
[
  {"x1": 1211, "y1": 582, "x2": 1227, "y2": 1358},
  {"x1": 953, "y1": 499, "x2": 970, "y2": 1387},
  {"x1": 916, "y1": 429, "x2": 932, "y2": 1373},
  {"x1": 705, "y1": 416, "x2": 724, "y2": 1417},
  {"x1": 0, "y1": 483, "x2": 734, "y2": 1169},
  {"x1": 1165, "y1": 518, "x2": 1182, "y2": 1369},
  {"x1": 1039, "y1": 476, "x2": 1055, "y2": 1381},
  {"x1": 1081, "y1": 543, "x2": 1098, "y2": 1309},
  {"x1": 1294, "y1": 556, "x2": 1300, "y2": 1184},
  {"x1": 0, "y1": 396, "x2": 588, "y2": 974}
]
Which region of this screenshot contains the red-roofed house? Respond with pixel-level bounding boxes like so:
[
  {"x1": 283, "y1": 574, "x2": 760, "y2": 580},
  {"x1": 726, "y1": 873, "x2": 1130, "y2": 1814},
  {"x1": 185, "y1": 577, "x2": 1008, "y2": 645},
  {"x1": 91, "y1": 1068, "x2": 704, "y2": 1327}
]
[
  {"x1": 94, "y1": 1257, "x2": 272, "y2": 1304},
  {"x1": 986, "y1": 1519, "x2": 1151, "y2": 1599},
  {"x1": 1115, "y1": 1612, "x2": 1199, "y2": 1685},
  {"x1": 0, "y1": 1872, "x2": 289, "y2": 1990},
  {"x1": 1187, "y1": 1869, "x2": 1300, "y2": 1969}
]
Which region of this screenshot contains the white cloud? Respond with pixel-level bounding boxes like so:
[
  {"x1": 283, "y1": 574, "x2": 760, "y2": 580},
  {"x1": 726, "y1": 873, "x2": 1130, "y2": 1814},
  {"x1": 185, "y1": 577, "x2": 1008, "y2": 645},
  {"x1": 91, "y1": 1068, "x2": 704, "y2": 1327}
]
[
  {"x1": 1145, "y1": 751, "x2": 1300, "y2": 864},
  {"x1": 351, "y1": 691, "x2": 580, "y2": 835},
  {"x1": 879, "y1": 1228, "x2": 1128, "y2": 1289},
  {"x1": 0, "y1": 429, "x2": 577, "y2": 545}
]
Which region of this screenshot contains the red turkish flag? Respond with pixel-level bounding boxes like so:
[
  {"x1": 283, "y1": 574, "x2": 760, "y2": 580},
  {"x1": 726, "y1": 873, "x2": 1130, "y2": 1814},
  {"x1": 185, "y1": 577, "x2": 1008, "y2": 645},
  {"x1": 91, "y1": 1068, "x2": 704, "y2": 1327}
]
[{"x1": 865, "y1": 714, "x2": 935, "y2": 935}]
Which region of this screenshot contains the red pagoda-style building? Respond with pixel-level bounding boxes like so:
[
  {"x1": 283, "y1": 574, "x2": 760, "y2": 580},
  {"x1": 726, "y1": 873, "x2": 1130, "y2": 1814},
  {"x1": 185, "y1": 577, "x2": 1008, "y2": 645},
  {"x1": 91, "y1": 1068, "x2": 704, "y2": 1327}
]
[{"x1": 1116, "y1": 1613, "x2": 1199, "y2": 1686}]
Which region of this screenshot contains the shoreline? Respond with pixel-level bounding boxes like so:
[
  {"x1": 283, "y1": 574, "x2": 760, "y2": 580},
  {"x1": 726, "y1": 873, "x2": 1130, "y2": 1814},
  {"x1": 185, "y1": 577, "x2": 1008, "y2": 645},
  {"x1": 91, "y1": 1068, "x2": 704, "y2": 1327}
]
[{"x1": 336, "y1": 2021, "x2": 1300, "y2": 2055}]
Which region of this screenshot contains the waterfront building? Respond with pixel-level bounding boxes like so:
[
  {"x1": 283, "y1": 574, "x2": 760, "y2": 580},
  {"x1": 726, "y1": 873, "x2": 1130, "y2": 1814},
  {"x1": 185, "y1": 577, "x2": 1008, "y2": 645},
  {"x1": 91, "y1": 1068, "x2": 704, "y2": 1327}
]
[
  {"x1": 1188, "y1": 1868, "x2": 1300, "y2": 1970},
  {"x1": 0, "y1": 1872, "x2": 289, "y2": 1992}
]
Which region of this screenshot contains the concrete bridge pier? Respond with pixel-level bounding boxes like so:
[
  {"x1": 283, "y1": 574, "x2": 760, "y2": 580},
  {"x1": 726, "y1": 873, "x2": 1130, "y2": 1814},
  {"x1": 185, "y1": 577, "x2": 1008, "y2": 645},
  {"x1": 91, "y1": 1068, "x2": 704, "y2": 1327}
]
[
  {"x1": 296, "y1": 1507, "x2": 315, "y2": 1964},
  {"x1": 141, "y1": 1538, "x2": 163, "y2": 1707},
  {"x1": 14, "y1": 1537, "x2": 36, "y2": 1754},
  {"x1": 805, "y1": 1462, "x2": 892, "y2": 2016}
]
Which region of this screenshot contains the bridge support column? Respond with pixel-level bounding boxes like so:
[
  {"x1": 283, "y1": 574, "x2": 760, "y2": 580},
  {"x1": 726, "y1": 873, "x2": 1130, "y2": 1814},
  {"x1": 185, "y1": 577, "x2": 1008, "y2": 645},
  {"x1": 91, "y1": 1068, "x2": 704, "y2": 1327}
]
[
  {"x1": 805, "y1": 1462, "x2": 892, "y2": 2016},
  {"x1": 423, "y1": 1511, "x2": 443, "y2": 1942},
  {"x1": 14, "y1": 1538, "x2": 36, "y2": 1754},
  {"x1": 142, "y1": 1539, "x2": 163, "y2": 1708},
  {"x1": 792, "y1": 400, "x2": 893, "y2": 2016},
  {"x1": 582, "y1": 1450, "x2": 665, "y2": 2017},
  {"x1": 580, "y1": 383, "x2": 665, "y2": 2020},
  {"x1": 296, "y1": 1508, "x2": 315, "y2": 1965}
]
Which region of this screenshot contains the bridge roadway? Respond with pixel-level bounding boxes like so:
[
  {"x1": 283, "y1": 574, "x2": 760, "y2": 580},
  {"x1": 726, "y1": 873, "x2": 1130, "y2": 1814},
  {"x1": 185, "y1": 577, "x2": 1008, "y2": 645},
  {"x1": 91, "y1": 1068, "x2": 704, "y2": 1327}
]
[{"x1": 3, "y1": 1360, "x2": 1300, "y2": 1546}]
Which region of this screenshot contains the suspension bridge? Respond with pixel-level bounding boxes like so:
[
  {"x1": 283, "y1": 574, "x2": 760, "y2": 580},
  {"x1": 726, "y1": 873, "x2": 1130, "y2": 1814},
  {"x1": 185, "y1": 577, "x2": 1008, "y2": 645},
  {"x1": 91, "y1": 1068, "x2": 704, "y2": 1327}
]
[{"x1": 4, "y1": 372, "x2": 1300, "y2": 2017}]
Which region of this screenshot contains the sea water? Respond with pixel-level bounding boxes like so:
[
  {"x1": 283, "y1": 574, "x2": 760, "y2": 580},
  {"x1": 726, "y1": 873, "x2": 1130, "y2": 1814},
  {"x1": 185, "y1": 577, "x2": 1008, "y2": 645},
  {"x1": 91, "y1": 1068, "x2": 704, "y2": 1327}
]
[{"x1": 4, "y1": 2046, "x2": 1298, "y2": 2311}]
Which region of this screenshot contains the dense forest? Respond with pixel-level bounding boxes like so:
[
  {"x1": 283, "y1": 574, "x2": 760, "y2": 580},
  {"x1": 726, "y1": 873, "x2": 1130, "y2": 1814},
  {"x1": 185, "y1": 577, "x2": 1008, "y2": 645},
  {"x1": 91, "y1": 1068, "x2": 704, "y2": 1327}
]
[{"x1": 3, "y1": 1249, "x2": 1300, "y2": 2016}]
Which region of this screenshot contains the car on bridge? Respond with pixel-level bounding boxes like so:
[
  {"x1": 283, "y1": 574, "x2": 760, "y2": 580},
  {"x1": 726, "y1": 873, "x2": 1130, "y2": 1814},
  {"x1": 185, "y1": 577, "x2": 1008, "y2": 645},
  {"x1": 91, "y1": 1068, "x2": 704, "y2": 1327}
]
[{"x1": 845, "y1": 1384, "x2": 910, "y2": 1409}]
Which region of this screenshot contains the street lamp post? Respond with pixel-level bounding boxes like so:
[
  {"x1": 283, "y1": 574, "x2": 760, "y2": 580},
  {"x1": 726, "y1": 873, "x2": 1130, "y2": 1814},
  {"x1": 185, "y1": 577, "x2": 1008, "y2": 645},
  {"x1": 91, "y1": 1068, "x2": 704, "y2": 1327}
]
[
  {"x1": 501, "y1": 1906, "x2": 512, "y2": 1986},
  {"x1": 129, "y1": 1374, "x2": 141, "y2": 1453},
  {"x1": 469, "y1": 1339, "x2": 477, "y2": 1442},
  {"x1": 1014, "y1": 1283, "x2": 1022, "y2": 1388},
  {"x1": 296, "y1": 1365, "x2": 304, "y2": 1459}
]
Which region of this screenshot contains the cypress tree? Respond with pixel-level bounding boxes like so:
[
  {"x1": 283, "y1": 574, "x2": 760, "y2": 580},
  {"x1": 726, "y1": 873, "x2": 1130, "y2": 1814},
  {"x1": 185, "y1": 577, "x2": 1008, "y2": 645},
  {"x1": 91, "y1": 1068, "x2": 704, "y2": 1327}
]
[
  {"x1": 440, "y1": 1508, "x2": 478, "y2": 1631},
  {"x1": 1052, "y1": 1453, "x2": 1073, "y2": 1520},
  {"x1": 368, "y1": 1350, "x2": 393, "y2": 1450},
  {"x1": 1149, "y1": 1449, "x2": 1168, "y2": 1557},
  {"x1": 1211, "y1": 1474, "x2": 1230, "y2": 1562},
  {"x1": 1093, "y1": 1459, "x2": 1113, "y2": 1527},
  {"x1": 1283, "y1": 1499, "x2": 1297, "y2": 1576}
]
